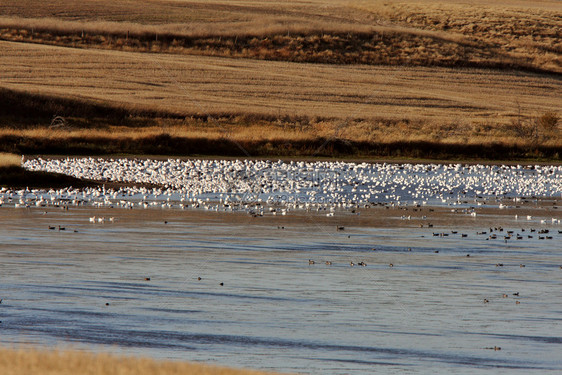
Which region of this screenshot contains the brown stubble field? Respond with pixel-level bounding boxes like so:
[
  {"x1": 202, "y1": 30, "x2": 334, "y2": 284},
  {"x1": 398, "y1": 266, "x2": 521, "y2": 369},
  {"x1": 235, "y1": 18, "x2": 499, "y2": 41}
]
[
  {"x1": 0, "y1": 0, "x2": 559, "y2": 72},
  {"x1": 2, "y1": 40, "x2": 559, "y2": 123},
  {"x1": 0, "y1": 0, "x2": 560, "y2": 159}
]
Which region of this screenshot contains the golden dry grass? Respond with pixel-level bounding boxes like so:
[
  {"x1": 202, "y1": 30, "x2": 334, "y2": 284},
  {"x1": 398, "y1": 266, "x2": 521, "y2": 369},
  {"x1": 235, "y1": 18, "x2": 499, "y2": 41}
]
[
  {"x1": 0, "y1": 0, "x2": 382, "y2": 40},
  {"x1": 365, "y1": 0, "x2": 561, "y2": 73},
  {"x1": 0, "y1": 347, "x2": 284, "y2": 375},
  {"x1": 0, "y1": 0, "x2": 559, "y2": 72},
  {"x1": 1, "y1": 40, "x2": 559, "y2": 124},
  {"x1": 0, "y1": 152, "x2": 21, "y2": 167},
  {"x1": 0, "y1": 119, "x2": 558, "y2": 148},
  {"x1": 0, "y1": 0, "x2": 560, "y2": 158}
]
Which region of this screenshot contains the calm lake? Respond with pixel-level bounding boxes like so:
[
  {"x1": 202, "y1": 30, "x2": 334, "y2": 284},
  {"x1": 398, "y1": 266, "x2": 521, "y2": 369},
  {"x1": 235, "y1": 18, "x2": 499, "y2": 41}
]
[{"x1": 1, "y1": 204, "x2": 561, "y2": 374}]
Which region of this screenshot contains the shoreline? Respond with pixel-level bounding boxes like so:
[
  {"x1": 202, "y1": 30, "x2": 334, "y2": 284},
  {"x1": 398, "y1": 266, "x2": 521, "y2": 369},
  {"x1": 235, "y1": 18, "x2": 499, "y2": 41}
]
[{"x1": 2, "y1": 194, "x2": 561, "y2": 230}]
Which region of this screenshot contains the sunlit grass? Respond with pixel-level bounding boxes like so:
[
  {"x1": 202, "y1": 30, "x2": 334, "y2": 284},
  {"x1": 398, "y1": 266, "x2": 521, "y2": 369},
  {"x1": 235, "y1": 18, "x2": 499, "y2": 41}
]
[
  {"x1": 1, "y1": 43, "x2": 558, "y2": 125},
  {"x1": 0, "y1": 152, "x2": 21, "y2": 168},
  {"x1": 0, "y1": 347, "x2": 284, "y2": 375},
  {"x1": 0, "y1": 0, "x2": 559, "y2": 72},
  {"x1": 0, "y1": 0, "x2": 559, "y2": 159}
]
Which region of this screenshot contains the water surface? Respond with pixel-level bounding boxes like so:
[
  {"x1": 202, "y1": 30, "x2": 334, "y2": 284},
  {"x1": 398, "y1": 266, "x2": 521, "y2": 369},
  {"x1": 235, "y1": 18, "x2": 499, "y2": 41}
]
[{"x1": 1, "y1": 205, "x2": 561, "y2": 374}]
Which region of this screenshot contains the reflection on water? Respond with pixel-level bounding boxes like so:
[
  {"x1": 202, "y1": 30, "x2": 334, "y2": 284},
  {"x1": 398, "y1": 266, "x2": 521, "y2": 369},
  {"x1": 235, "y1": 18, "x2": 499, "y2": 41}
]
[{"x1": 1, "y1": 206, "x2": 562, "y2": 374}]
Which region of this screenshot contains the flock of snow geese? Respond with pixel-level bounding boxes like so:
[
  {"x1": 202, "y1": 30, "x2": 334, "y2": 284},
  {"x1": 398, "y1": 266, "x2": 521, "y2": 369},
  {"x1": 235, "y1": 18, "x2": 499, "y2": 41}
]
[{"x1": 0, "y1": 157, "x2": 560, "y2": 217}]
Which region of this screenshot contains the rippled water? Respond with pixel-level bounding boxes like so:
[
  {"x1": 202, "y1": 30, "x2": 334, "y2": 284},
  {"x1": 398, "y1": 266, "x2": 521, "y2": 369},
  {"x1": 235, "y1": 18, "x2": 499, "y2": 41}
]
[{"x1": 1, "y1": 204, "x2": 561, "y2": 374}]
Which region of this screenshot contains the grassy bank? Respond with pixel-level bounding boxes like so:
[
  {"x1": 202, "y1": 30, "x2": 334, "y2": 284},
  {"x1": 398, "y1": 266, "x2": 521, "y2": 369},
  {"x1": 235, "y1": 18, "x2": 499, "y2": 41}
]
[
  {"x1": 2, "y1": 134, "x2": 561, "y2": 162},
  {"x1": 0, "y1": 86, "x2": 559, "y2": 161},
  {"x1": 0, "y1": 347, "x2": 282, "y2": 375}
]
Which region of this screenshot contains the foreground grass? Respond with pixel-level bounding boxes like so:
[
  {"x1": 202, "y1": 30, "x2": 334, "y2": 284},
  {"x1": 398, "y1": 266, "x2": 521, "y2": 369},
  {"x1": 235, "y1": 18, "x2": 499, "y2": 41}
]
[{"x1": 0, "y1": 348, "x2": 281, "y2": 375}]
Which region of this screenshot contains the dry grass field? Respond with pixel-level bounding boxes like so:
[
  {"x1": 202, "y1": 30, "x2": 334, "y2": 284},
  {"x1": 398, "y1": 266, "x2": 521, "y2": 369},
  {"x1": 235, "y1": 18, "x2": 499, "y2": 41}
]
[
  {"x1": 0, "y1": 347, "x2": 283, "y2": 375},
  {"x1": 2, "y1": 40, "x2": 560, "y2": 123},
  {"x1": 0, "y1": 0, "x2": 559, "y2": 72},
  {"x1": 0, "y1": 0, "x2": 560, "y2": 159}
]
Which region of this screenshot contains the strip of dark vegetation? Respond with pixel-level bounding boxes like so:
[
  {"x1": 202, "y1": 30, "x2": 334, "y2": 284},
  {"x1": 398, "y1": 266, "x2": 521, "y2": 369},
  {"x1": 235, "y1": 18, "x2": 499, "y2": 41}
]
[
  {"x1": 2, "y1": 134, "x2": 560, "y2": 162},
  {"x1": 1, "y1": 26, "x2": 559, "y2": 75}
]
